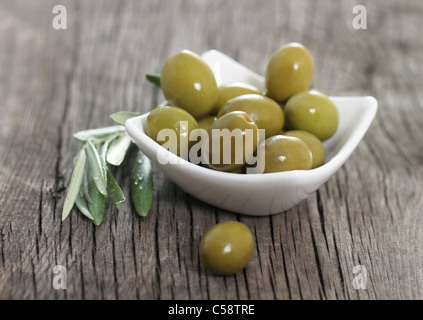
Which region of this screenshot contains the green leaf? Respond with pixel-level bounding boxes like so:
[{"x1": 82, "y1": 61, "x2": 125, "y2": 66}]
[
  {"x1": 109, "y1": 111, "x2": 141, "y2": 126},
  {"x1": 131, "y1": 151, "x2": 153, "y2": 217},
  {"x1": 75, "y1": 193, "x2": 94, "y2": 221},
  {"x1": 73, "y1": 126, "x2": 125, "y2": 142},
  {"x1": 86, "y1": 139, "x2": 108, "y2": 196},
  {"x1": 145, "y1": 73, "x2": 161, "y2": 88},
  {"x1": 62, "y1": 149, "x2": 87, "y2": 221},
  {"x1": 98, "y1": 133, "x2": 118, "y2": 185},
  {"x1": 82, "y1": 171, "x2": 93, "y2": 204},
  {"x1": 107, "y1": 171, "x2": 126, "y2": 210},
  {"x1": 100, "y1": 133, "x2": 119, "y2": 166},
  {"x1": 87, "y1": 177, "x2": 106, "y2": 226},
  {"x1": 107, "y1": 134, "x2": 132, "y2": 166}
]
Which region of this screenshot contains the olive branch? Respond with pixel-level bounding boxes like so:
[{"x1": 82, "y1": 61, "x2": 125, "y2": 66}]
[{"x1": 61, "y1": 112, "x2": 153, "y2": 225}]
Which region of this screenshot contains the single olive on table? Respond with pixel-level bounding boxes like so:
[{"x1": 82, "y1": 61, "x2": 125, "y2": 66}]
[
  {"x1": 199, "y1": 221, "x2": 255, "y2": 275},
  {"x1": 217, "y1": 94, "x2": 284, "y2": 138}
]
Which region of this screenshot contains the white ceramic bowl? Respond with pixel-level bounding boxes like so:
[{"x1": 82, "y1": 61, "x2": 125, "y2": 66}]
[{"x1": 125, "y1": 50, "x2": 378, "y2": 216}]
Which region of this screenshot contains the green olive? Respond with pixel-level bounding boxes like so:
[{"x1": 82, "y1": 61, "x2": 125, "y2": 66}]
[
  {"x1": 211, "y1": 82, "x2": 263, "y2": 115},
  {"x1": 230, "y1": 166, "x2": 246, "y2": 174},
  {"x1": 283, "y1": 130, "x2": 325, "y2": 168},
  {"x1": 145, "y1": 106, "x2": 198, "y2": 156},
  {"x1": 284, "y1": 90, "x2": 338, "y2": 141},
  {"x1": 265, "y1": 43, "x2": 314, "y2": 102},
  {"x1": 197, "y1": 116, "x2": 217, "y2": 131},
  {"x1": 206, "y1": 111, "x2": 259, "y2": 172},
  {"x1": 199, "y1": 221, "x2": 255, "y2": 275},
  {"x1": 261, "y1": 135, "x2": 313, "y2": 173},
  {"x1": 217, "y1": 94, "x2": 284, "y2": 138},
  {"x1": 161, "y1": 50, "x2": 218, "y2": 119}
]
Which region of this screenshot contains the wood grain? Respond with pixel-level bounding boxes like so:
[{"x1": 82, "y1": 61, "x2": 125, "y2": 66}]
[{"x1": 0, "y1": 0, "x2": 422, "y2": 300}]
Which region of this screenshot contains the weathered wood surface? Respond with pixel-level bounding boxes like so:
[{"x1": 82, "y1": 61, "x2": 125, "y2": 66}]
[{"x1": 0, "y1": 0, "x2": 422, "y2": 300}]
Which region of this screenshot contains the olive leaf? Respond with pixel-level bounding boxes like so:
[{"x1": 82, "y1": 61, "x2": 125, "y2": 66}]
[
  {"x1": 85, "y1": 139, "x2": 108, "y2": 196},
  {"x1": 107, "y1": 170, "x2": 126, "y2": 210},
  {"x1": 73, "y1": 126, "x2": 125, "y2": 142},
  {"x1": 100, "y1": 133, "x2": 119, "y2": 167},
  {"x1": 109, "y1": 111, "x2": 141, "y2": 126},
  {"x1": 107, "y1": 133, "x2": 132, "y2": 166},
  {"x1": 62, "y1": 149, "x2": 86, "y2": 221},
  {"x1": 81, "y1": 171, "x2": 93, "y2": 204},
  {"x1": 87, "y1": 176, "x2": 106, "y2": 226},
  {"x1": 62, "y1": 112, "x2": 155, "y2": 225},
  {"x1": 75, "y1": 193, "x2": 95, "y2": 221},
  {"x1": 98, "y1": 133, "x2": 127, "y2": 210},
  {"x1": 131, "y1": 151, "x2": 153, "y2": 217},
  {"x1": 145, "y1": 73, "x2": 161, "y2": 88}
]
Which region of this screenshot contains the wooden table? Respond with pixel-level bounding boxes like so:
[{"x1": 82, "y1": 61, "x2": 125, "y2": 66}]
[{"x1": 0, "y1": 0, "x2": 422, "y2": 300}]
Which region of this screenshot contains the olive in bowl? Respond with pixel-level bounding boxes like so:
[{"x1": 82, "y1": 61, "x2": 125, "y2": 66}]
[
  {"x1": 197, "y1": 115, "x2": 217, "y2": 131},
  {"x1": 212, "y1": 82, "x2": 263, "y2": 115},
  {"x1": 265, "y1": 43, "x2": 314, "y2": 103},
  {"x1": 161, "y1": 50, "x2": 218, "y2": 119},
  {"x1": 284, "y1": 90, "x2": 339, "y2": 141},
  {"x1": 145, "y1": 105, "x2": 198, "y2": 157},
  {"x1": 205, "y1": 111, "x2": 259, "y2": 172},
  {"x1": 283, "y1": 130, "x2": 325, "y2": 168},
  {"x1": 217, "y1": 93, "x2": 284, "y2": 138},
  {"x1": 261, "y1": 135, "x2": 313, "y2": 173}
]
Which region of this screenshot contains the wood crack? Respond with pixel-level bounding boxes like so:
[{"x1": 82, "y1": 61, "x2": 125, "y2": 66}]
[
  {"x1": 309, "y1": 224, "x2": 327, "y2": 300},
  {"x1": 280, "y1": 240, "x2": 292, "y2": 300},
  {"x1": 316, "y1": 190, "x2": 329, "y2": 252}
]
